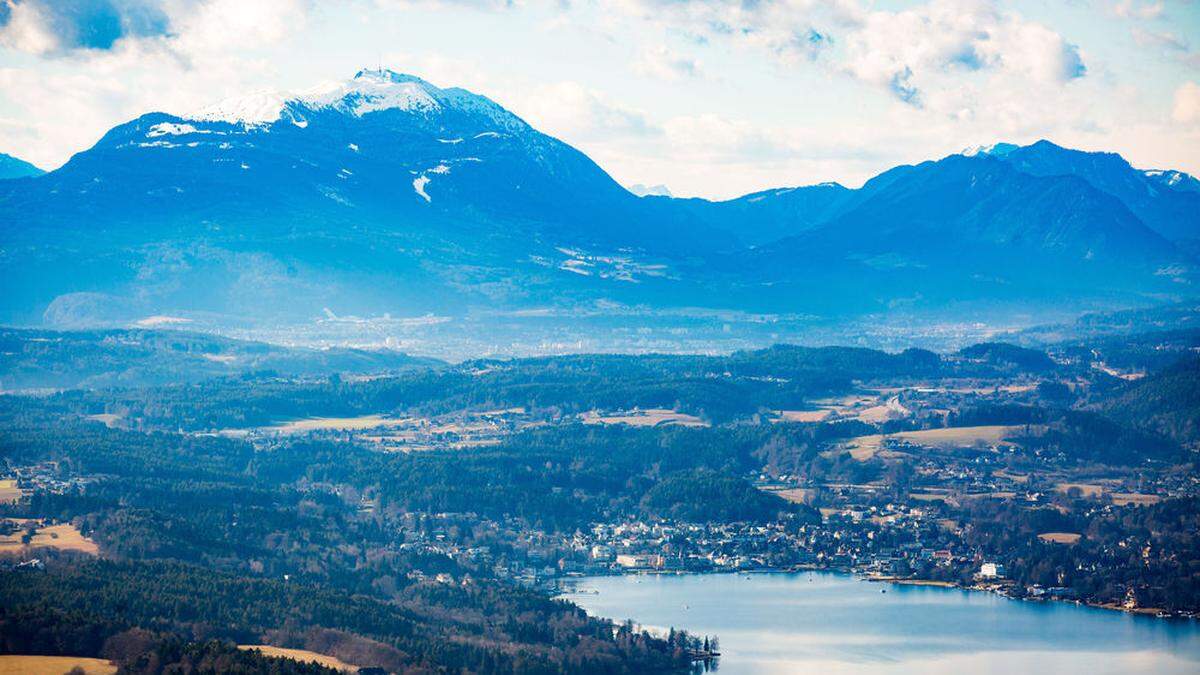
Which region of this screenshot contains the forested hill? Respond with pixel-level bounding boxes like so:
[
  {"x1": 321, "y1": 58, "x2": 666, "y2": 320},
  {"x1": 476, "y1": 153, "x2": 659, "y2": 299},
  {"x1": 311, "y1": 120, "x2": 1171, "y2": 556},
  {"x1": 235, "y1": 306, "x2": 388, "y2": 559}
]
[
  {"x1": 0, "y1": 328, "x2": 439, "y2": 391},
  {"x1": 1096, "y1": 356, "x2": 1200, "y2": 445}
]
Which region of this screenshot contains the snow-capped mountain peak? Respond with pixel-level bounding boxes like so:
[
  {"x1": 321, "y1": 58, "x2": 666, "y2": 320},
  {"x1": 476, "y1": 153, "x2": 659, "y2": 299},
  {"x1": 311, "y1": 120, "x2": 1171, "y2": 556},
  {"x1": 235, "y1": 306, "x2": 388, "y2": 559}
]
[
  {"x1": 628, "y1": 183, "x2": 673, "y2": 197},
  {"x1": 187, "y1": 71, "x2": 441, "y2": 125},
  {"x1": 190, "y1": 90, "x2": 291, "y2": 126},
  {"x1": 1143, "y1": 168, "x2": 1200, "y2": 193},
  {"x1": 299, "y1": 69, "x2": 442, "y2": 117},
  {"x1": 183, "y1": 69, "x2": 523, "y2": 132},
  {"x1": 960, "y1": 142, "x2": 1019, "y2": 158}
]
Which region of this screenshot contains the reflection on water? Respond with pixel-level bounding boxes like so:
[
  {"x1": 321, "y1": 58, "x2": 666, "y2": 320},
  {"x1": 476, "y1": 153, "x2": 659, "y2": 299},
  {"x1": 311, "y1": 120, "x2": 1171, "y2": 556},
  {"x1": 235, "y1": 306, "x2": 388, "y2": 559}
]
[{"x1": 563, "y1": 572, "x2": 1200, "y2": 675}]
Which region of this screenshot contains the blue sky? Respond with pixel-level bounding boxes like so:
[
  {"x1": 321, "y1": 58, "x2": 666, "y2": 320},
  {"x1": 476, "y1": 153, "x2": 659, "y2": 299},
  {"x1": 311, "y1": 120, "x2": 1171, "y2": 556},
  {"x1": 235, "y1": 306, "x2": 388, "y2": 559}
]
[{"x1": 1, "y1": 0, "x2": 1197, "y2": 198}]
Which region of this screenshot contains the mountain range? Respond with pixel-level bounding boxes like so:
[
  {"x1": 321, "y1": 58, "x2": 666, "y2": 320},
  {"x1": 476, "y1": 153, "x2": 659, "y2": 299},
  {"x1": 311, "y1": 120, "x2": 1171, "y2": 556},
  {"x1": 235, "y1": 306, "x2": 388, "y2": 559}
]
[
  {"x1": 1, "y1": 69, "x2": 1196, "y2": 341},
  {"x1": 0, "y1": 152, "x2": 43, "y2": 180}
]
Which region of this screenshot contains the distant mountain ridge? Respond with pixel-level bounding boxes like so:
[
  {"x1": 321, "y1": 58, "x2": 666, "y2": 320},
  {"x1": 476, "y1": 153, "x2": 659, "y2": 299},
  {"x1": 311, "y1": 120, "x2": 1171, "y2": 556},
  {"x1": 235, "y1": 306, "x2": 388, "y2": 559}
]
[
  {"x1": 976, "y1": 140, "x2": 1200, "y2": 243},
  {"x1": 0, "y1": 152, "x2": 44, "y2": 179},
  {"x1": 0, "y1": 327, "x2": 438, "y2": 390},
  {"x1": 0, "y1": 69, "x2": 1195, "y2": 334},
  {"x1": 1143, "y1": 169, "x2": 1200, "y2": 194}
]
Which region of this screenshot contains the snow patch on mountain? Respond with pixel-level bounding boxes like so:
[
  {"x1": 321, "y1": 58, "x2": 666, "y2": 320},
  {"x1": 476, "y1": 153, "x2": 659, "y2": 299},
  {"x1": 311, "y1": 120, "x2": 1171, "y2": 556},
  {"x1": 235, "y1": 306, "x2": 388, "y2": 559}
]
[
  {"x1": 1144, "y1": 169, "x2": 1200, "y2": 193},
  {"x1": 181, "y1": 70, "x2": 529, "y2": 143},
  {"x1": 628, "y1": 183, "x2": 672, "y2": 197},
  {"x1": 961, "y1": 142, "x2": 1019, "y2": 158},
  {"x1": 147, "y1": 122, "x2": 207, "y2": 137},
  {"x1": 318, "y1": 185, "x2": 353, "y2": 206},
  {"x1": 186, "y1": 71, "x2": 448, "y2": 126},
  {"x1": 191, "y1": 90, "x2": 290, "y2": 126},
  {"x1": 551, "y1": 247, "x2": 673, "y2": 283},
  {"x1": 413, "y1": 175, "x2": 431, "y2": 202},
  {"x1": 308, "y1": 79, "x2": 438, "y2": 117}
]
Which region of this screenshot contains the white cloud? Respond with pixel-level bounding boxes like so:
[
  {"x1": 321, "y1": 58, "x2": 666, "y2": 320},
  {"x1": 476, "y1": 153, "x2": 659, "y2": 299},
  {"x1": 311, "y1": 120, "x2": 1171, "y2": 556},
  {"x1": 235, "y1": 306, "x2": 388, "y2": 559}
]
[
  {"x1": 0, "y1": 0, "x2": 308, "y2": 57},
  {"x1": 831, "y1": 1, "x2": 1086, "y2": 108},
  {"x1": 1173, "y1": 81, "x2": 1200, "y2": 125},
  {"x1": 171, "y1": 0, "x2": 311, "y2": 56},
  {"x1": 0, "y1": 0, "x2": 310, "y2": 168},
  {"x1": 632, "y1": 45, "x2": 701, "y2": 81},
  {"x1": 1131, "y1": 27, "x2": 1188, "y2": 51},
  {"x1": 0, "y1": 0, "x2": 172, "y2": 55},
  {"x1": 603, "y1": 0, "x2": 1087, "y2": 112},
  {"x1": 0, "y1": 1, "x2": 60, "y2": 54},
  {"x1": 607, "y1": 0, "x2": 849, "y2": 65},
  {"x1": 516, "y1": 81, "x2": 659, "y2": 141},
  {"x1": 1111, "y1": 0, "x2": 1165, "y2": 20}
]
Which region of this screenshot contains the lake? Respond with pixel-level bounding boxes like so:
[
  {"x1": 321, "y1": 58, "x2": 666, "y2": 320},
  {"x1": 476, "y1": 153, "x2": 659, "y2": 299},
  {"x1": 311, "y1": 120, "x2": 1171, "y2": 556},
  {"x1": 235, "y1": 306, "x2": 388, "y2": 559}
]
[{"x1": 562, "y1": 572, "x2": 1200, "y2": 674}]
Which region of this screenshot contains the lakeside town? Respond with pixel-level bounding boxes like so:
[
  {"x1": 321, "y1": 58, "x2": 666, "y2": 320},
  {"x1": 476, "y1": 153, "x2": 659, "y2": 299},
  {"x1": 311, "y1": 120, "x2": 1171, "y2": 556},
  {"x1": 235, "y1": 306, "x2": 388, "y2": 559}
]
[
  {"x1": 1, "y1": 328, "x2": 1197, "y2": 674},
  {"x1": 376, "y1": 482, "x2": 1199, "y2": 620}
]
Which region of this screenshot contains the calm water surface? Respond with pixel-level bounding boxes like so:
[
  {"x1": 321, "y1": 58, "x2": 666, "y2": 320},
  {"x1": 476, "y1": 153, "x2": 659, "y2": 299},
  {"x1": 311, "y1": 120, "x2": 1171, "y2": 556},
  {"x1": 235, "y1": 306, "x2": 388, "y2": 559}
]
[{"x1": 563, "y1": 572, "x2": 1200, "y2": 674}]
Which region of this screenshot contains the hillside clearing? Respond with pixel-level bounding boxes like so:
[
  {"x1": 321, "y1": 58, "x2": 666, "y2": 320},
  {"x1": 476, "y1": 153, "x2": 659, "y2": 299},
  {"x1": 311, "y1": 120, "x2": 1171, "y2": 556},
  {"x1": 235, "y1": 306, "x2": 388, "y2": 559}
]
[
  {"x1": 264, "y1": 414, "x2": 410, "y2": 434},
  {"x1": 1111, "y1": 493, "x2": 1162, "y2": 506},
  {"x1": 580, "y1": 408, "x2": 707, "y2": 428},
  {"x1": 1039, "y1": 532, "x2": 1082, "y2": 544},
  {"x1": 841, "y1": 425, "x2": 1026, "y2": 461},
  {"x1": 238, "y1": 645, "x2": 358, "y2": 672},
  {"x1": 763, "y1": 487, "x2": 815, "y2": 504},
  {"x1": 0, "y1": 656, "x2": 115, "y2": 675},
  {"x1": 0, "y1": 522, "x2": 99, "y2": 555},
  {"x1": 0, "y1": 479, "x2": 22, "y2": 504},
  {"x1": 774, "y1": 409, "x2": 832, "y2": 423}
]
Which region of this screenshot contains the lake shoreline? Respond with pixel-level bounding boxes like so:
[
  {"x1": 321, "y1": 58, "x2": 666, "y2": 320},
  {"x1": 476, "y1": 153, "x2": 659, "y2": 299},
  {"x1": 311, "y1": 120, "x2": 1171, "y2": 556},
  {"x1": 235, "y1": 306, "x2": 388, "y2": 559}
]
[
  {"x1": 560, "y1": 566, "x2": 1197, "y2": 621},
  {"x1": 562, "y1": 570, "x2": 1200, "y2": 675}
]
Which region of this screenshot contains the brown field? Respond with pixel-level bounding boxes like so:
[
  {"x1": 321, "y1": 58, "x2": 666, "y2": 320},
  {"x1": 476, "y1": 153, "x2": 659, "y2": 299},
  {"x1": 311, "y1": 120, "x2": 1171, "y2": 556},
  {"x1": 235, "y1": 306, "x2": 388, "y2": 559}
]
[
  {"x1": 1054, "y1": 482, "x2": 1107, "y2": 498},
  {"x1": 910, "y1": 491, "x2": 952, "y2": 502},
  {"x1": 853, "y1": 405, "x2": 895, "y2": 423},
  {"x1": 475, "y1": 407, "x2": 527, "y2": 416},
  {"x1": 238, "y1": 646, "x2": 358, "y2": 672},
  {"x1": 765, "y1": 487, "x2": 815, "y2": 504},
  {"x1": 0, "y1": 479, "x2": 23, "y2": 504},
  {"x1": 0, "y1": 655, "x2": 116, "y2": 675},
  {"x1": 580, "y1": 408, "x2": 707, "y2": 428},
  {"x1": 843, "y1": 434, "x2": 885, "y2": 460},
  {"x1": 1038, "y1": 532, "x2": 1082, "y2": 545},
  {"x1": 253, "y1": 409, "x2": 536, "y2": 453},
  {"x1": 266, "y1": 414, "x2": 411, "y2": 434},
  {"x1": 961, "y1": 491, "x2": 1018, "y2": 500},
  {"x1": 809, "y1": 394, "x2": 876, "y2": 409},
  {"x1": 889, "y1": 425, "x2": 1022, "y2": 448},
  {"x1": 840, "y1": 425, "x2": 1024, "y2": 461},
  {"x1": 774, "y1": 409, "x2": 832, "y2": 423},
  {"x1": 86, "y1": 413, "x2": 122, "y2": 428},
  {"x1": 855, "y1": 396, "x2": 912, "y2": 423},
  {"x1": 1111, "y1": 493, "x2": 1162, "y2": 506},
  {"x1": 0, "y1": 521, "x2": 99, "y2": 555},
  {"x1": 926, "y1": 384, "x2": 1038, "y2": 395},
  {"x1": 1091, "y1": 363, "x2": 1145, "y2": 381}
]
